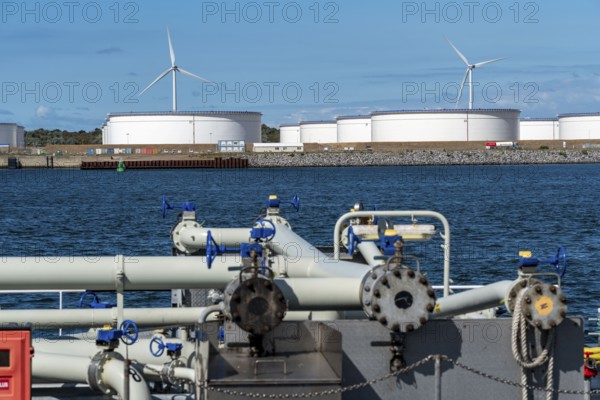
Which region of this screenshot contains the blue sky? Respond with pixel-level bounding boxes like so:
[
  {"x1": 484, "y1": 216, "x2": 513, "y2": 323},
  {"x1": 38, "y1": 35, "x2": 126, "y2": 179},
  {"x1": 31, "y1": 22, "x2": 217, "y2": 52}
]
[{"x1": 1, "y1": 0, "x2": 599, "y2": 131}]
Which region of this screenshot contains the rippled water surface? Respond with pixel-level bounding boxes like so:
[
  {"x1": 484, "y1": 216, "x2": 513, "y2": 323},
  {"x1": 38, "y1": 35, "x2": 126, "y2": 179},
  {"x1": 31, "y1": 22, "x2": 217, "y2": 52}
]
[{"x1": 0, "y1": 165, "x2": 598, "y2": 333}]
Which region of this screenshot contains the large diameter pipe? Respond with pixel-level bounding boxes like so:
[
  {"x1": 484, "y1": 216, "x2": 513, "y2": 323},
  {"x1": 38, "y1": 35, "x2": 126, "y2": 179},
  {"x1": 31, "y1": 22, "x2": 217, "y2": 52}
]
[
  {"x1": 0, "y1": 309, "x2": 363, "y2": 329},
  {"x1": 173, "y1": 367, "x2": 196, "y2": 383},
  {"x1": 0, "y1": 256, "x2": 368, "y2": 292},
  {"x1": 357, "y1": 241, "x2": 384, "y2": 267},
  {"x1": 33, "y1": 352, "x2": 90, "y2": 383},
  {"x1": 177, "y1": 227, "x2": 251, "y2": 253},
  {"x1": 0, "y1": 256, "x2": 246, "y2": 290},
  {"x1": 276, "y1": 278, "x2": 363, "y2": 310},
  {"x1": 34, "y1": 338, "x2": 176, "y2": 368},
  {"x1": 33, "y1": 352, "x2": 152, "y2": 400},
  {"x1": 432, "y1": 280, "x2": 513, "y2": 318},
  {"x1": 268, "y1": 219, "x2": 326, "y2": 260},
  {"x1": 0, "y1": 307, "x2": 211, "y2": 328},
  {"x1": 101, "y1": 357, "x2": 151, "y2": 400}
]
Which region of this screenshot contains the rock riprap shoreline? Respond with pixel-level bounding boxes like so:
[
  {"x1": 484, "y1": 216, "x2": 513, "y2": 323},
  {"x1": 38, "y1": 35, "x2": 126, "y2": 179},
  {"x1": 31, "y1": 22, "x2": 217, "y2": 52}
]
[{"x1": 246, "y1": 150, "x2": 600, "y2": 167}]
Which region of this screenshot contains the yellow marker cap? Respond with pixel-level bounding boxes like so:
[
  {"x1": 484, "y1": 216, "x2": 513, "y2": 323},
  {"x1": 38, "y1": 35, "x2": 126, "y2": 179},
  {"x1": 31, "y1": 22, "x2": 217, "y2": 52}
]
[
  {"x1": 269, "y1": 195, "x2": 278, "y2": 200},
  {"x1": 384, "y1": 229, "x2": 398, "y2": 236},
  {"x1": 519, "y1": 251, "x2": 532, "y2": 258}
]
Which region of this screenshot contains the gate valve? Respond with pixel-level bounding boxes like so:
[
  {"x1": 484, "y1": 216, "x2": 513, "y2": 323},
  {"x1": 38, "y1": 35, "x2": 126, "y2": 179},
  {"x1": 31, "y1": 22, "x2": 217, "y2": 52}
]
[
  {"x1": 150, "y1": 337, "x2": 183, "y2": 359},
  {"x1": 96, "y1": 320, "x2": 139, "y2": 350},
  {"x1": 161, "y1": 195, "x2": 196, "y2": 218},
  {"x1": 518, "y1": 247, "x2": 567, "y2": 277},
  {"x1": 250, "y1": 219, "x2": 276, "y2": 242},
  {"x1": 79, "y1": 290, "x2": 115, "y2": 309}
]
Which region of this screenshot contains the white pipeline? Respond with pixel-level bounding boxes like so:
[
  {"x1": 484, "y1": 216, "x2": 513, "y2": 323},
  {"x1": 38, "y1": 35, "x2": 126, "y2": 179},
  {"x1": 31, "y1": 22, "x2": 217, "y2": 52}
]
[
  {"x1": 173, "y1": 367, "x2": 196, "y2": 382},
  {"x1": 0, "y1": 307, "x2": 210, "y2": 328},
  {"x1": 433, "y1": 280, "x2": 513, "y2": 318},
  {"x1": 357, "y1": 241, "x2": 384, "y2": 267},
  {"x1": 33, "y1": 352, "x2": 90, "y2": 383},
  {"x1": 33, "y1": 351, "x2": 152, "y2": 400},
  {"x1": 0, "y1": 255, "x2": 368, "y2": 290},
  {"x1": 177, "y1": 227, "x2": 251, "y2": 253},
  {"x1": 101, "y1": 357, "x2": 152, "y2": 400}
]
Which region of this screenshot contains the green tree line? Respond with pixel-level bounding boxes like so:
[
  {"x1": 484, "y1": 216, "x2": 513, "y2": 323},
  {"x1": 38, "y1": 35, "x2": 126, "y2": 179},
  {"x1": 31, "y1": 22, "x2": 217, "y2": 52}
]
[
  {"x1": 25, "y1": 128, "x2": 102, "y2": 147},
  {"x1": 261, "y1": 124, "x2": 280, "y2": 142},
  {"x1": 25, "y1": 125, "x2": 279, "y2": 147}
]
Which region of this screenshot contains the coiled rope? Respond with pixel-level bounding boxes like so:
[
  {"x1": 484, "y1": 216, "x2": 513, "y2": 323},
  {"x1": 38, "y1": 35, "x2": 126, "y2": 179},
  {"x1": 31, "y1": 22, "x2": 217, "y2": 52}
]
[{"x1": 511, "y1": 288, "x2": 556, "y2": 400}]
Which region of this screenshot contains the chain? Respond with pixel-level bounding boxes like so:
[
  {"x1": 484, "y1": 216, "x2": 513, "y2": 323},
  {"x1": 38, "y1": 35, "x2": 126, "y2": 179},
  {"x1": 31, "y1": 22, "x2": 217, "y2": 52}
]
[
  {"x1": 205, "y1": 354, "x2": 436, "y2": 398},
  {"x1": 201, "y1": 354, "x2": 600, "y2": 398},
  {"x1": 449, "y1": 357, "x2": 600, "y2": 396}
]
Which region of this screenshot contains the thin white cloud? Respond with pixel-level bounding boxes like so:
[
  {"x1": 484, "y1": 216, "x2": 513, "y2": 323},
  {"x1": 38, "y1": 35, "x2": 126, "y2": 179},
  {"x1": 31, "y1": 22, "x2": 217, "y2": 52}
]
[{"x1": 35, "y1": 105, "x2": 52, "y2": 118}]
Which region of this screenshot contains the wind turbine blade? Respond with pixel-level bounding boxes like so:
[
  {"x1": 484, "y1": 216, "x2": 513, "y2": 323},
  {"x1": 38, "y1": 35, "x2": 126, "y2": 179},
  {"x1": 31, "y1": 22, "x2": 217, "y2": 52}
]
[
  {"x1": 445, "y1": 37, "x2": 469, "y2": 66},
  {"x1": 139, "y1": 68, "x2": 173, "y2": 96},
  {"x1": 167, "y1": 27, "x2": 175, "y2": 67},
  {"x1": 473, "y1": 57, "x2": 506, "y2": 68},
  {"x1": 178, "y1": 67, "x2": 211, "y2": 83},
  {"x1": 456, "y1": 69, "x2": 469, "y2": 107}
]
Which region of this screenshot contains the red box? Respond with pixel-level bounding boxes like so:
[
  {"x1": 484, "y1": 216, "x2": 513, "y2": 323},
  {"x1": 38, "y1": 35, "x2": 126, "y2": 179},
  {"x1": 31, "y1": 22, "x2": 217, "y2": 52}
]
[{"x1": 0, "y1": 330, "x2": 32, "y2": 399}]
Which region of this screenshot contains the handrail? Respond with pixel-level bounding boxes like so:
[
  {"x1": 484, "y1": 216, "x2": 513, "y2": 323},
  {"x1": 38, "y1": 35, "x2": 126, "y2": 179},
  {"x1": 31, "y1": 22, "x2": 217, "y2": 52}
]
[{"x1": 333, "y1": 211, "x2": 451, "y2": 297}]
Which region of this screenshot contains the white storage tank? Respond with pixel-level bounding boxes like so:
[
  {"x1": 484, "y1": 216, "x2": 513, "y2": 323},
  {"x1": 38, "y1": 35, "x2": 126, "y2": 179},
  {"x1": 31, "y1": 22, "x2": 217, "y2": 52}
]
[
  {"x1": 0, "y1": 123, "x2": 25, "y2": 147},
  {"x1": 299, "y1": 121, "x2": 337, "y2": 143},
  {"x1": 558, "y1": 113, "x2": 600, "y2": 140},
  {"x1": 336, "y1": 115, "x2": 371, "y2": 143},
  {"x1": 279, "y1": 124, "x2": 301, "y2": 143},
  {"x1": 520, "y1": 118, "x2": 559, "y2": 140},
  {"x1": 371, "y1": 109, "x2": 520, "y2": 142},
  {"x1": 101, "y1": 111, "x2": 262, "y2": 145}
]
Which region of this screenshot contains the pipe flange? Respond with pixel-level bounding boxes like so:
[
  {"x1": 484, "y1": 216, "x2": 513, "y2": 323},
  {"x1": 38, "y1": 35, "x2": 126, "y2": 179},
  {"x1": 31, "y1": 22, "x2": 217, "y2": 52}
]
[
  {"x1": 519, "y1": 283, "x2": 567, "y2": 330},
  {"x1": 87, "y1": 351, "x2": 124, "y2": 395},
  {"x1": 172, "y1": 220, "x2": 202, "y2": 254},
  {"x1": 506, "y1": 278, "x2": 541, "y2": 314},
  {"x1": 161, "y1": 359, "x2": 186, "y2": 386},
  {"x1": 363, "y1": 266, "x2": 435, "y2": 333},
  {"x1": 224, "y1": 276, "x2": 287, "y2": 334}
]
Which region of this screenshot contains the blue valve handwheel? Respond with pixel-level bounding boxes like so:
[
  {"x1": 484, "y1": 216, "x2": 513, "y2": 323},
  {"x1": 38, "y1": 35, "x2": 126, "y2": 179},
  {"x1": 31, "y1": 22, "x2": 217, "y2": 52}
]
[
  {"x1": 347, "y1": 226, "x2": 360, "y2": 255},
  {"x1": 161, "y1": 195, "x2": 170, "y2": 218},
  {"x1": 255, "y1": 219, "x2": 276, "y2": 242},
  {"x1": 79, "y1": 290, "x2": 100, "y2": 308},
  {"x1": 120, "y1": 320, "x2": 139, "y2": 345},
  {"x1": 206, "y1": 230, "x2": 218, "y2": 269},
  {"x1": 555, "y1": 246, "x2": 567, "y2": 277},
  {"x1": 149, "y1": 337, "x2": 165, "y2": 357},
  {"x1": 290, "y1": 194, "x2": 300, "y2": 211}
]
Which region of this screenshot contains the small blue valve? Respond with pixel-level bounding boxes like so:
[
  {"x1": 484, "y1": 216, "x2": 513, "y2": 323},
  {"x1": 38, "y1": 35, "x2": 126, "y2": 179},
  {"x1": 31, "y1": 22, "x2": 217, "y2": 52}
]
[
  {"x1": 96, "y1": 320, "x2": 138, "y2": 348},
  {"x1": 517, "y1": 246, "x2": 567, "y2": 277},
  {"x1": 250, "y1": 219, "x2": 276, "y2": 242},
  {"x1": 379, "y1": 230, "x2": 403, "y2": 257},
  {"x1": 265, "y1": 194, "x2": 300, "y2": 212},
  {"x1": 347, "y1": 225, "x2": 362, "y2": 255},
  {"x1": 162, "y1": 195, "x2": 196, "y2": 218},
  {"x1": 79, "y1": 291, "x2": 116, "y2": 309},
  {"x1": 150, "y1": 337, "x2": 183, "y2": 358}
]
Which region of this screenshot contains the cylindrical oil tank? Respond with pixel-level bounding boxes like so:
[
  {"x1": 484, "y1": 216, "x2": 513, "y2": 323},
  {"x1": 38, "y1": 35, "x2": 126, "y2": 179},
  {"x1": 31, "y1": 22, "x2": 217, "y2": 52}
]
[
  {"x1": 371, "y1": 109, "x2": 520, "y2": 142},
  {"x1": 299, "y1": 121, "x2": 337, "y2": 144},
  {"x1": 559, "y1": 113, "x2": 600, "y2": 140},
  {"x1": 279, "y1": 124, "x2": 301, "y2": 143},
  {"x1": 336, "y1": 116, "x2": 371, "y2": 143},
  {"x1": 102, "y1": 111, "x2": 262, "y2": 145},
  {"x1": 519, "y1": 118, "x2": 559, "y2": 140}
]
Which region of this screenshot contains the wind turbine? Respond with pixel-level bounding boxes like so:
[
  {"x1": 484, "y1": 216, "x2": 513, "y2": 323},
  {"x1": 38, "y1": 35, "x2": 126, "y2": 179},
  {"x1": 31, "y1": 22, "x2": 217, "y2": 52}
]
[
  {"x1": 140, "y1": 28, "x2": 210, "y2": 112},
  {"x1": 446, "y1": 37, "x2": 505, "y2": 109}
]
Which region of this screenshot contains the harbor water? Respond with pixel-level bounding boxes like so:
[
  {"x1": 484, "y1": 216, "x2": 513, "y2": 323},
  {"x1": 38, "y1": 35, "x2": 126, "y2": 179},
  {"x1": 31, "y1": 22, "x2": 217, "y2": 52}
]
[{"x1": 0, "y1": 164, "x2": 598, "y2": 336}]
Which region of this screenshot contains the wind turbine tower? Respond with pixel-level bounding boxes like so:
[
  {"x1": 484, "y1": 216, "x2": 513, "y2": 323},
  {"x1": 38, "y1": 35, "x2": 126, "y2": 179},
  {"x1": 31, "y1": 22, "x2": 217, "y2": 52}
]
[
  {"x1": 140, "y1": 28, "x2": 210, "y2": 112},
  {"x1": 446, "y1": 38, "x2": 505, "y2": 110}
]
